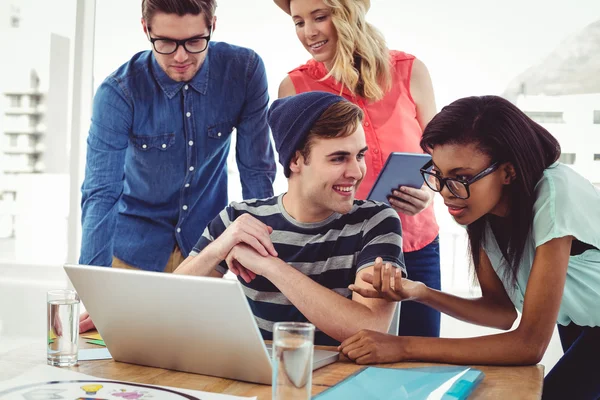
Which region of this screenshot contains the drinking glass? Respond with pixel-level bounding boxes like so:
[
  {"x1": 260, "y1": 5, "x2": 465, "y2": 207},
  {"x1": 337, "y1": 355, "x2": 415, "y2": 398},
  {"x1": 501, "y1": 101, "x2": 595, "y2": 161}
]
[
  {"x1": 272, "y1": 322, "x2": 315, "y2": 400},
  {"x1": 47, "y1": 289, "x2": 80, "y2": 366}
]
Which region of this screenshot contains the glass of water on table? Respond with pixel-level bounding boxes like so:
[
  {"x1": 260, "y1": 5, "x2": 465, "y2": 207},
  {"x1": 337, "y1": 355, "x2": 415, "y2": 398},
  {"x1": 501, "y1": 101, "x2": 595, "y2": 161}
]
[
  {"x1": 47, "y1": 289, "x2": 80, "y2": 366},
  {"x1": 272, "y1": 322, "x2": 315, "y2": 400}
]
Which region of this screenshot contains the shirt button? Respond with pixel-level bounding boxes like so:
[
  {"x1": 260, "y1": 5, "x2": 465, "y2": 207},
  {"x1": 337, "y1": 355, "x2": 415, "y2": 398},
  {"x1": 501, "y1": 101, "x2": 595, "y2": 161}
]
[
  {"x1": 189, "y1": 166, "x2": 194, "y2": 171},
  {"x1": 142, "y1": 144, "x2": 147, "y2": 149},
  {"x1": 374, "y1": 148, "x2": 379, "y2": 154},
  {"x1": 365, "y1": 122, "x2": 370, "y2": 127},
  {"x1": 217, "y1": 132, "x2": 222, "y2": 137},
  {"x1": 184, "y1": 85, "x2": 189, "y2": 90},
  {"x1": 186, "y1": 112, "x2": 191, "y2": 118},
  {"x1": 176, "y1": 228, "x2": 181, "y2": 233},
  {"x1": 182, "y1": 205, "x2": 188, "y2": 211},
  {"x1": 184, "y1": 183, "x2": 190, "y2": 188},
  {"x1": 161, "y1": 144, "x2": 167, "y2": 149},
  {"x1": 188, "y1": 140, "x2": 194, "y2": 146}
]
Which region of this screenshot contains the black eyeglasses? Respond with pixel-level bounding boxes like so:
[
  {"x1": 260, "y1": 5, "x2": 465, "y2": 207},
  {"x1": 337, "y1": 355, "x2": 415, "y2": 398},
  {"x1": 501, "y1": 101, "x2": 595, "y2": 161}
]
[
  {"x1": 147, "y1": 27, "x2": 212, "y2": 55},
  {"x1": 420, "y1": 160, "x2": 501, "y2": 199}
]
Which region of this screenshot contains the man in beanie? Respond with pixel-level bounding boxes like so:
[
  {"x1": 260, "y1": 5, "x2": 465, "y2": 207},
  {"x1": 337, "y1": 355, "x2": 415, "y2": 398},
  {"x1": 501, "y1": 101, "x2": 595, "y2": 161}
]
[{"x1": 175, "y1": 92, "x2": 404, "y2": 345}]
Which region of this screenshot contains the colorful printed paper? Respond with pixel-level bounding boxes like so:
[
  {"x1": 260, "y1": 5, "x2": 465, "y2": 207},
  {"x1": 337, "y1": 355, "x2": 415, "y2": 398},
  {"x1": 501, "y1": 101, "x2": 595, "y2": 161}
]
[
  {"x1": 0, "y1": 365, "x2": 257, "y2": 400},
  {"x1": 81, "y1": 333, "x2": 104, "y2": 341},
  {"x1": 86, "y1": 339, "x2": 106, "y2": 346}
]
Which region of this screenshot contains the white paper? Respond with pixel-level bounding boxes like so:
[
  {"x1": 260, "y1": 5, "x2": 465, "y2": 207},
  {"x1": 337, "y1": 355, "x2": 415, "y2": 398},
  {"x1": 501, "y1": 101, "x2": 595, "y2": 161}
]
[
  {"x1": 78, "y1": 347, "x2": 112, "y2": 361},
  {"x1": 426, "y1": 368, "x2": 470, "y2": 400},
  {"x1": 0, "y1": 365, "x2": 257, "y2": 400}
]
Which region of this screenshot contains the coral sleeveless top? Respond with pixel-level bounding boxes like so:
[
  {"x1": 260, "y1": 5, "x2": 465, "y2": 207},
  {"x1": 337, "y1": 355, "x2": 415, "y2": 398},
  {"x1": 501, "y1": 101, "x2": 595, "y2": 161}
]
[{"x1": 288, "y1": 51, "x2": 438, "y2": 252}]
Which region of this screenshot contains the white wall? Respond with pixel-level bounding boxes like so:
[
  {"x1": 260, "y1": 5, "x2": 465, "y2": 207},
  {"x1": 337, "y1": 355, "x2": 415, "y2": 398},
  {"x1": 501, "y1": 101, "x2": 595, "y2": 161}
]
[
  {"x1": 45, "y1": 34, "x2": 72, "y2": 174},
  {"x1": 517, "y1": 93, "x2": 600, "y2": 184},
  {"x1": 0, "y1": 263, "x2": 69, "y2": 337}
]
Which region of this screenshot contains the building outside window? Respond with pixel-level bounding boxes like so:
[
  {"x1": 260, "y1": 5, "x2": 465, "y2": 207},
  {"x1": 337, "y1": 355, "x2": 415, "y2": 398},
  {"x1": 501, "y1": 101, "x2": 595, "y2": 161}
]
[
  {"x1": 525, "y1": 111, "x2": 565, "y2": 124},
  {"x1": 559, "y1": 153, "x2": 577, "y2": 164}
]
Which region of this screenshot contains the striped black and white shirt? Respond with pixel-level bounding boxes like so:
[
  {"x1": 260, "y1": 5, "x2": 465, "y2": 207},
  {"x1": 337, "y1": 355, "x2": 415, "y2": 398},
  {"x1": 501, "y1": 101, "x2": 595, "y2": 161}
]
[{"x1": 191, "y1": 194, "x2": 404, "y2": 345}]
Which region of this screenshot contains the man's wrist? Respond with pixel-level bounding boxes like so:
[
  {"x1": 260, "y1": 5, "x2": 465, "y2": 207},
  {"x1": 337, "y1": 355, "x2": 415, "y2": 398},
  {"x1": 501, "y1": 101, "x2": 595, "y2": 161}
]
[
  {"x1": 261, "y1": 256, "x2": 287, "y2": 282},
  {"x1": 205, "y1": 241, "x2": 226, "y2": 266}
]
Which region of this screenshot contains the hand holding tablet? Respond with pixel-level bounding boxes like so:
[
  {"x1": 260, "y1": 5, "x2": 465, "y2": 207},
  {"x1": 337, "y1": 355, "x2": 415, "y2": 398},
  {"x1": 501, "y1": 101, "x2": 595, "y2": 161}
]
[{"x1": 367, "y1": 152, "x2": 432, "y2": 213}]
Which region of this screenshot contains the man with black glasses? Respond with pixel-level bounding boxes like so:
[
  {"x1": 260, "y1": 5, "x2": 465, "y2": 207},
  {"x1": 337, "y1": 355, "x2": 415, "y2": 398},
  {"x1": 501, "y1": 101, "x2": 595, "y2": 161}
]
[{"x1": 79, "y1": 0, "x2": 276, "y2": 332}]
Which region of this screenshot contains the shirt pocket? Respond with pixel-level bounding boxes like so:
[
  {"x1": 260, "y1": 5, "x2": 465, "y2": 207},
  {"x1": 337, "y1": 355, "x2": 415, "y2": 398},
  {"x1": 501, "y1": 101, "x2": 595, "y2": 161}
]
[
  {"x1": 131, "y1": 133, "x2": 175, "y2": 151},
  {"x1": 207, "y1": 121, "x2": 235, "y2": 140}
]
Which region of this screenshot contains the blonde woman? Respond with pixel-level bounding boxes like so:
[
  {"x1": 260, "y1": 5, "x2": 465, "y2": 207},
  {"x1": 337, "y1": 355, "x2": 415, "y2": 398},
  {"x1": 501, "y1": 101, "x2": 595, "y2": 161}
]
[{"x1": 275, "y1": 0, "x2": 441, "y2": 337}]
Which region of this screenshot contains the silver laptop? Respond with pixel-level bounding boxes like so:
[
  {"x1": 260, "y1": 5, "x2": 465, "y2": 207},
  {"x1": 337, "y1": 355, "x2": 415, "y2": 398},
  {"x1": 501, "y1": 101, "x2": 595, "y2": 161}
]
[{"x1": 64, "y1": 264, "x2": 339, "y2": 384}]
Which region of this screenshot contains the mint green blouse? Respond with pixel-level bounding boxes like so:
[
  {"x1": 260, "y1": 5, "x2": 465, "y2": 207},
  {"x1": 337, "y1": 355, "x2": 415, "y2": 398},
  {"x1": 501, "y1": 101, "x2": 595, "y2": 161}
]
[{"x1": 483, "y1": 163, "x2": 600, "y2": 327}]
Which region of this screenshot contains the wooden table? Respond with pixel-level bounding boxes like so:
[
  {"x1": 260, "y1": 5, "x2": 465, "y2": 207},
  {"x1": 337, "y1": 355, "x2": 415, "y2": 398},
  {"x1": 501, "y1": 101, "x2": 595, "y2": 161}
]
[{"x1": 0, "y1": 333, "x2": 544, "y2": 399}]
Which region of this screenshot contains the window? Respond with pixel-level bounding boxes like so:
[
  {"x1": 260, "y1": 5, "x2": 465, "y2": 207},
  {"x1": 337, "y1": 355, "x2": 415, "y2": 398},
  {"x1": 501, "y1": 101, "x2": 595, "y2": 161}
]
[
  {"x1": 525, "y1": 111, "x2": 565, "y2": 124},
  {"x1": 594, "y1": 154, "x2": 600, "y2": 161},
  {"x1": 8, "y1": 95, "x2": 20, "y2": 108},
  {"x1": 0, "y1": 0, "x2": 77, "y2": 267},
  {"x1": 594, "y1": 110, "x2": 600, "y2": 124},
  {"x1": 559, "y1": 153, "x2": 576, "y2": 164},
  {"x1": 27, "y1": 96, "x2": 40, "y2": 108},
  {"x1": 10, "y1": 5, "x2": 20, "y2": 28}
]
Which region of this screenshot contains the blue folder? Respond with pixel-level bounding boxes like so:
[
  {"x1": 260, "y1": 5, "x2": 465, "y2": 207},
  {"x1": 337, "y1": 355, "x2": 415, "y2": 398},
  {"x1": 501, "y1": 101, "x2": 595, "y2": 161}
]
[{"x1": 313, "y1": 366, "x2": 484, "y2": 400}]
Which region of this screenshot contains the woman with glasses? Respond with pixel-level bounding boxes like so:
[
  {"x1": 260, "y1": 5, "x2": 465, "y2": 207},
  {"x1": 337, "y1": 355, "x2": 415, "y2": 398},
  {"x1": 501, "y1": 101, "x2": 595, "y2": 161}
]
[
  {"x1": 340, "y1": 95, "x2": 600, "y2": 400},
  {"x1": 274, "y1": 0, "x2": 442, "y2": 339}
]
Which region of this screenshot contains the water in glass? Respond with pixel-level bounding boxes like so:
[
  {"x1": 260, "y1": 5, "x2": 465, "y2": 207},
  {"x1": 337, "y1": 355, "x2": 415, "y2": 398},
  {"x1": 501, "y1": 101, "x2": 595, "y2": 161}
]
[
  {"x1": 47, "y1": 298, "x2": 79, "y2": 366},
  {"x1": 272, "y1": 336, "x2": 313, "y2": 400}
]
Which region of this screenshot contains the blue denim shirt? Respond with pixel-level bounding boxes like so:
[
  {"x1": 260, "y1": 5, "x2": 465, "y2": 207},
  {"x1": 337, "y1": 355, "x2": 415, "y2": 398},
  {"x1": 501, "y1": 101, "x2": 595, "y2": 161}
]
[{"x1": 80, "y1": 42, "x2": 276, "y2": 271}]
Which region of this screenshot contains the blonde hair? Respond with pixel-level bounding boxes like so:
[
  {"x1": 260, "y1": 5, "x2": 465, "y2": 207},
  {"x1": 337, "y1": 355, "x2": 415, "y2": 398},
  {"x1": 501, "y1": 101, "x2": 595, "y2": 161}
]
[{"x1": 322, "y1": 0, "x2": 391, "y2": 102}]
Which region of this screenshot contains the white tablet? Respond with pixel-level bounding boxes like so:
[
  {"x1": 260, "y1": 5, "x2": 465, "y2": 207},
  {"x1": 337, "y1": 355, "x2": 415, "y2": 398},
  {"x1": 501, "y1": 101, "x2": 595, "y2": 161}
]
[{"x1": 367, "y1": 152, "x2": 431, "y2": 204}]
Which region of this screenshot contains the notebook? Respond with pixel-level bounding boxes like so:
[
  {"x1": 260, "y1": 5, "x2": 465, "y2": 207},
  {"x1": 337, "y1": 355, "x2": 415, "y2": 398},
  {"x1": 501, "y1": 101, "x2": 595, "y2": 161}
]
[{"x1": 313, "y1": 366, "x2": 484, "y2": 400}]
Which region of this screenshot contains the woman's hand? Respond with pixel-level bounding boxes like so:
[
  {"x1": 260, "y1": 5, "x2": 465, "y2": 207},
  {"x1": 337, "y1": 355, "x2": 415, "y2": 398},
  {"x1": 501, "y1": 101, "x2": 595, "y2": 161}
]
[
  {"x1": 349, "y1": 257, "x2": 425, "y2": 302},
  {"x1": 338, "y1": 329, "x2": 406, "y2": 364},
  {"x1": 79, "y1": 311, "x2": 96, "y2": 333},
  {"x1": 388, "y1": 183, "x2": 433, "y2": 216}
]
